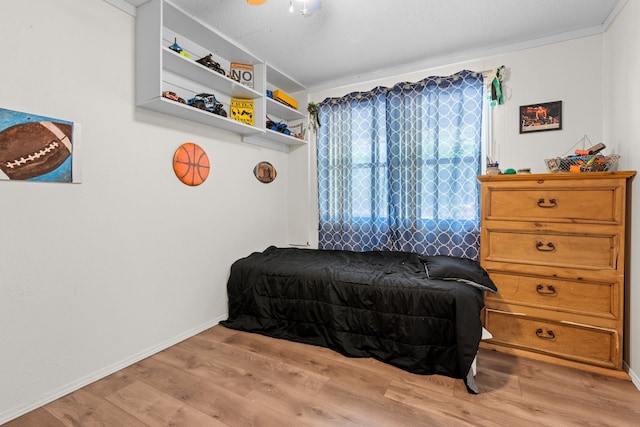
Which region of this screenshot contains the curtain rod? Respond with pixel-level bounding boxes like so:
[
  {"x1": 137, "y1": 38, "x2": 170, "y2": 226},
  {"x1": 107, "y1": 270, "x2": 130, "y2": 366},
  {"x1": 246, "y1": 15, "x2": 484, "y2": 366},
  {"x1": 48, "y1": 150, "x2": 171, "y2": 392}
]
[
  {"x1": 479, "y1": 67, "x2": 502, "y2": 78},
  {"x1": 476, "y1": 65, "x2": 504, "y2": 77}
]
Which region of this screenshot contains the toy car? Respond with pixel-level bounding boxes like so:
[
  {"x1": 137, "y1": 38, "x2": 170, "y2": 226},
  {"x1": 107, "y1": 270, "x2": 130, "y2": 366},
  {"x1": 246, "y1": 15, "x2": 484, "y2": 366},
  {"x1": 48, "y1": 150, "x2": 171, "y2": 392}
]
[
  {"x1": 187, "y1": 93, "x2": 227, "y2": 117},
  {"x1": 196, "y1": 54, "x2": 226, "y2": 76},
  {"x1": 162, "y1": 91, "x2": 186, "y2": 103},
  {"x1": 266, "y1": 116, "x2": 290, "y2": 135}
]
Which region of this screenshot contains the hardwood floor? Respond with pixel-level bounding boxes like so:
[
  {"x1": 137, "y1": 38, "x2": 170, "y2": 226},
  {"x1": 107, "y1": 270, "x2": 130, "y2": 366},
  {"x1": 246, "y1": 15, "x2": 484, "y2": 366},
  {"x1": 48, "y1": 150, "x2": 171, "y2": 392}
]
[{"x1": 5, "y1": 325, "x2": 640, "y2": 426}]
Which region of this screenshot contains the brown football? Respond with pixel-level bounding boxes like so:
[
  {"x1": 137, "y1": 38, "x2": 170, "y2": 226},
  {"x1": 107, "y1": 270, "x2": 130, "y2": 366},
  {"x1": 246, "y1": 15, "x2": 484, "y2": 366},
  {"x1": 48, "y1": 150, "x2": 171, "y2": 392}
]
[{"x1": 0, "y1": 121, "x2": 72, "y2": 180}]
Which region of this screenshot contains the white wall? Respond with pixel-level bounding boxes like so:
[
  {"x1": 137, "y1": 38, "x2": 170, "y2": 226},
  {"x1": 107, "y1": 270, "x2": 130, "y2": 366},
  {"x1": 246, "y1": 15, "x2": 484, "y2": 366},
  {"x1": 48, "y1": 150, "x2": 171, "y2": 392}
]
[
  {"x1": 311, "y1": 35, "x2": 605, "y2": 174},
  {"x1": 603, "y1": 0, "x2": 640, "y2": 388},
  {"x1": 0, "y1": 0, "x2": 298, "y2": 422}
]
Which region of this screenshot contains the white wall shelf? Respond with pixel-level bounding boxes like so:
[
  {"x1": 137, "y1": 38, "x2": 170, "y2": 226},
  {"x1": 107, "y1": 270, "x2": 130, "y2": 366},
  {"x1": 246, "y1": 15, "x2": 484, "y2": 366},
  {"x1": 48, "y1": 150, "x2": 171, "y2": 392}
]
[
  {"x1": 135, "y1": 0, "x2": 308, "y2": 149},
  {"x1": 161, "y1": 48, "x2": 261, "y2": 100},
  {"x1": 266, "y1": 97, "x2": 306, "y2": 121},
  {"x1": 148, "y1": 97, "x2": 263, "y2": 135}
]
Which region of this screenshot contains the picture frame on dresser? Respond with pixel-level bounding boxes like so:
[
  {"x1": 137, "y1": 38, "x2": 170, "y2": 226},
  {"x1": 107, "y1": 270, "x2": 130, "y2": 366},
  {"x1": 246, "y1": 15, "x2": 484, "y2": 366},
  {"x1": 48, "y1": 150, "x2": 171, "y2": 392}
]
[{"x1": 519, "y1": 100, "x2": 562, "y2": 133}]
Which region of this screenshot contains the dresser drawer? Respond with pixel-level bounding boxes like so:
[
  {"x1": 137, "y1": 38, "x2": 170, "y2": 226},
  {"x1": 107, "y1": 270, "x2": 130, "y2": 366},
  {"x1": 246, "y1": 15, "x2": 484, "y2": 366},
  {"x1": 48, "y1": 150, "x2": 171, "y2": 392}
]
[
  {"x1": 487, "y1": 272, "x2": 617, "y2": 319},
  {"x1": 484, "y1": 184, "x2": 620, "y2": 224},
  {"x1": 484, "y1": 229, "x2": 617, "y2": 270},
  {"x1": 485, "y1": 310, "x2": 617, "y2": 368}
]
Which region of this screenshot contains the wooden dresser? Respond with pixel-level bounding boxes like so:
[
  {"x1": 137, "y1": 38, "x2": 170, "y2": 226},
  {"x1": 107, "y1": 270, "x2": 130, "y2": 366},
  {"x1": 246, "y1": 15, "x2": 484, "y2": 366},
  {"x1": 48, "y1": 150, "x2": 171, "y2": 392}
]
[{"x1": 478, "y1": 171, "x2": 635, "y2": 377}]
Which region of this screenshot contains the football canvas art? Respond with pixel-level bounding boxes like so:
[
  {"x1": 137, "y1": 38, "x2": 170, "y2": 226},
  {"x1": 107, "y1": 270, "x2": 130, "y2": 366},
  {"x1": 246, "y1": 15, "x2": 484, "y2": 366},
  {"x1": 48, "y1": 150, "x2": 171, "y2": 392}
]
[{"x1": 0, "y1": 108, "x2": 77, "y2": 182}]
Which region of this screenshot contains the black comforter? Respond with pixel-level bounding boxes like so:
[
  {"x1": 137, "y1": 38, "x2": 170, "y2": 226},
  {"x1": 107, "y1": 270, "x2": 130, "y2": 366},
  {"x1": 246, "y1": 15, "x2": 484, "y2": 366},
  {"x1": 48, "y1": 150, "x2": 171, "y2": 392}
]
[{"x1": 221, "y1": 246, "x2": 491, "y2": 393}]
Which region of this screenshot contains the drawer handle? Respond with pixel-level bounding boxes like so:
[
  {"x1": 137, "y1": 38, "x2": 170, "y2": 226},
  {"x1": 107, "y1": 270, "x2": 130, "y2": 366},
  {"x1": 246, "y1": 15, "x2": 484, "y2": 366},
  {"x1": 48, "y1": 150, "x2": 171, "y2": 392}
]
[
  {"x1": 535, "y1": 328, "x2": 556, "y2": 340},
  {"x1": 536, "y1": 284, "x2": 557, "y2": 295},
  {"x1": 535, "y1": 241, "x2": 556, "y2": 252},
  {"x1": 537, "y1": 198, "x2": 557, "y2": 208}
]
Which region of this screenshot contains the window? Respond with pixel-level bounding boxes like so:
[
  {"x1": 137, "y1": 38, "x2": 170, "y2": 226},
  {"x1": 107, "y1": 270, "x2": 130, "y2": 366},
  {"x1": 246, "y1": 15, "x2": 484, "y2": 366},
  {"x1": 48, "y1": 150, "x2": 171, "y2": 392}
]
[{"x1": 317, "y1": 70, "x2": 485, "y2": 259}]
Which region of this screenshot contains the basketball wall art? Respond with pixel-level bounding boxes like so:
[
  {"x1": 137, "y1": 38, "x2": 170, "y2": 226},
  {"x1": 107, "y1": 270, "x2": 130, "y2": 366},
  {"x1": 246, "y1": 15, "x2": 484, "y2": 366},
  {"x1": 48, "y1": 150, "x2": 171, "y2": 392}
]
[
  {"x1": 0, "y1": 107, "x2": 81, "y2": 183},
  {"x1": 173, "y1": 142, "x2": 210, "y2": 186}
]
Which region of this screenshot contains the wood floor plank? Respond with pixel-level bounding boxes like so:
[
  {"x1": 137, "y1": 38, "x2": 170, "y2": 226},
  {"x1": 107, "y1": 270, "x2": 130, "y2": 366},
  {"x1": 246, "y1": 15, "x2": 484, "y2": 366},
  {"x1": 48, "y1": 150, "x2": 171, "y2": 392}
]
[
  {"x1": 174, "y1": 377, "x2": 311, "y2": 427},
  {"x1": 510, "y1": 352, "x2": 592, "y2": 392},
  {"x1": 389, "y1": 370, "x2": 458, "y2": 396},
  {"x1": 182, "y1": 333, "x2": 330, "y2": 393},
  {"x1": 43, "y1": 388, "x2": 148, "y2": 427},
  {"x1": 104, "y1": 380, "x2": 227, "y2": 427},
  {"x1": 198, "y1": 324, "x2": 240, "y2": 342},
  {"x1": 1, "y1": 408, "x2": 65, "y2": 427},
  {"x1": 246, "y1": 385, "x2": 384, "y2": 426},
  {"x1": 461, "y1": 363, "x2": 522, "y2": 396},
  {"x1": 384, "y1": 379, "x2": 512, "y2": 427},
  {"x1": 581, "y1": 370, "x2": 640, "y2": 412},
  {"x1": 217, "y1": 327, "x2": 432, "y2": 395},
  {"x1": 315, "y1": 373, "x2": 453, "y2": 426},
  {"x1": 219, "y1": 327, "x2": 429, "y2": 381},
  {"x1": 516, "y1": 375, "x2": 639, "y2": 427},
  {"x1": 152, "y1": 344, "x2": 257, "y2": 397},
  {"x1": 82, "y1": 370, "x2": 138, "y2": 398},
  {"x1": 122, "y1": 356, "x2": 203, "y2": 394},
  {"x1": 164, "y1": 338, "x2": 330, "y2": 401},
  {"x1": 4, "y1": 325, "x2": 640, "y2": 427}
]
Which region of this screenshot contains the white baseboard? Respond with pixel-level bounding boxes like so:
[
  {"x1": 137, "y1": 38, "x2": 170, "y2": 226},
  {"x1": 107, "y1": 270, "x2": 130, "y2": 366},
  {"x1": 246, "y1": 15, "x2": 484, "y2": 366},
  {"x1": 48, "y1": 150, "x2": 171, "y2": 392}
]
[
  {"x1": 0, "y1": 314, "x2": 227, "y2": 425},
  {"x1": 626, "y1": 362, "x2": 640, "y2": 391}
]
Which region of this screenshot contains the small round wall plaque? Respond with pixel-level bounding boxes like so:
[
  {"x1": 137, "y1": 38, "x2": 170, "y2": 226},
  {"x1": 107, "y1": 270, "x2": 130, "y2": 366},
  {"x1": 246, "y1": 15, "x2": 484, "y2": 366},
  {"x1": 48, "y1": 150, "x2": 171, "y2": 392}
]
[{"x1": 253, "y1": 161, "x2": 277, "y2": 183}]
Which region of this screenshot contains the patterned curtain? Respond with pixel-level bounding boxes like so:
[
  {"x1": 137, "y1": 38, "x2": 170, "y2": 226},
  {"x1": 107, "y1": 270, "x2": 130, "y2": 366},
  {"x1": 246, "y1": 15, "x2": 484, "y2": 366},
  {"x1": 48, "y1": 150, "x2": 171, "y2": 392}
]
[{"x1": 317, "y1": 70, "x2": 484, "y2": 259}]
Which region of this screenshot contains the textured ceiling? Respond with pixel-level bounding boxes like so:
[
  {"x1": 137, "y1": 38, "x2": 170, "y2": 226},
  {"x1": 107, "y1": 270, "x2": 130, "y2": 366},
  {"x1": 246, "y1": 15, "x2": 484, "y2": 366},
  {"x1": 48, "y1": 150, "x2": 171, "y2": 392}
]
[{"x1": 122, "y1": 0, "x2": 625, "y2": 91}]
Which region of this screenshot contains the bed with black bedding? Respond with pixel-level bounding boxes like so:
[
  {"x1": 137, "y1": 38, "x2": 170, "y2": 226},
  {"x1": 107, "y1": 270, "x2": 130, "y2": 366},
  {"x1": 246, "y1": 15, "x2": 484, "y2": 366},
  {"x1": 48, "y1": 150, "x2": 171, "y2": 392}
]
[{"x1": 220, "y1": 246, "x2": 497, "y2": 393}]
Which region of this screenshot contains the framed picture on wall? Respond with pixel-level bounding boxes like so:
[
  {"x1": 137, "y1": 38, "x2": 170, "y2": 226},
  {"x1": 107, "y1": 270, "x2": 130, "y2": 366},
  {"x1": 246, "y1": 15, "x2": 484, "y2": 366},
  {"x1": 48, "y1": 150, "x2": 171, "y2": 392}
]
[
  {"x1": 0, "y1": 107, "x2": 81, "y2": 183},
  {"x1": 519, "y1": 100, "x2": 562, "y2": 133}
]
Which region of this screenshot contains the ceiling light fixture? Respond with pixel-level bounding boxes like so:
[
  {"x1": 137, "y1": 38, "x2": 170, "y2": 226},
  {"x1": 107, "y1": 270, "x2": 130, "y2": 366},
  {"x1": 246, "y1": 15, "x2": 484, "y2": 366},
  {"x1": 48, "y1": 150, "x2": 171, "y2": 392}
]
[
  {"x1": 248, "y1": 0, "x2": 321, "y2": 16},
  {"x1": 290, "y1": 0, "x2": 322, "y2": 16}
]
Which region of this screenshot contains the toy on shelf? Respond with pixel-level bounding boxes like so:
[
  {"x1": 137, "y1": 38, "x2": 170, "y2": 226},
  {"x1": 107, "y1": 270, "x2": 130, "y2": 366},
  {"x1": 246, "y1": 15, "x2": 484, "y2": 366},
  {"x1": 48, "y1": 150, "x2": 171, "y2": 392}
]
[
  {"x1": 162, "y1": 91, "x2": 186, "y2": 104},
  {"x1": 195, "y1": 54, "x2": 226, "y2": 76},
  {"x1": 266, "y1": 115, "x2": 290, "y2": 135},
  {"x1": 168, "y1": 38, "x2": 190, "y2": 58},
  {"x1": 187, "y1": 93, "x2": 227, "y2": 117},
  {"x1": 272, "y1": 90, "x2": 298, "y2": 109}
]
